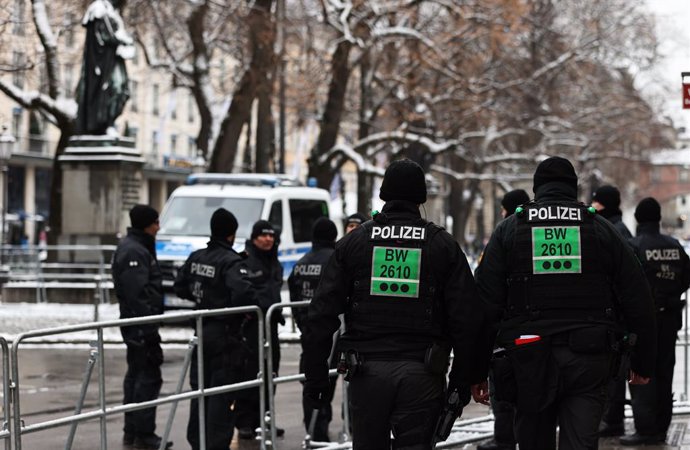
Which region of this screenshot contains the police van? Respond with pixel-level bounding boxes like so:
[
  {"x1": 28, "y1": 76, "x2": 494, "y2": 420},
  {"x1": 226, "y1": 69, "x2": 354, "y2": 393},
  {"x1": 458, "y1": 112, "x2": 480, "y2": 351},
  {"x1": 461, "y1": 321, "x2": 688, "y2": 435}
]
[{"x1": 156, "y1": 173, "x2": 337, "y2": 308}]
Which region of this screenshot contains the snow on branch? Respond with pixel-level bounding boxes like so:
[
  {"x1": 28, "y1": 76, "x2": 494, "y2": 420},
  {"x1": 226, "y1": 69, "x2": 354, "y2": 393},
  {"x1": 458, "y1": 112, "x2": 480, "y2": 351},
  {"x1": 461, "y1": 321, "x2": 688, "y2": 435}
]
[
  {"x1": 0, "y1": 78, "x2": 77, "y2": 122},
  {"x1": 430, "y1": 164, "x2": 533, "y2": 182}
]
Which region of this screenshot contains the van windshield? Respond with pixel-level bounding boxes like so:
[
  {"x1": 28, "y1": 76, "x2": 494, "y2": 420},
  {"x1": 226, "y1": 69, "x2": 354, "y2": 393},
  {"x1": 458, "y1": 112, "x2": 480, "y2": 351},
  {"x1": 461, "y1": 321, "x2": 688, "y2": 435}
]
[{"x1": 159, "y1": 196, "x2": 264, "y2": 238}]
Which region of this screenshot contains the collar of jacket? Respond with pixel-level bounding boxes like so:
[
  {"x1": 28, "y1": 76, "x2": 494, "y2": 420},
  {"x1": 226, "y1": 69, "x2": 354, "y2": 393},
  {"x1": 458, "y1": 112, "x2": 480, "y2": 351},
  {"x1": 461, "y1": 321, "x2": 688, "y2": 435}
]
[
  {"x1": 636, "y1": 222, "x2": 660, "y2": 235},
  {"x1": 599, "y1": 208, "x2": 623, "y2": 222},
  {"x1": 380, "y1": 200, "x2": 422, "y2": 218},
  {"x1": 208, "y1": 238, "x2": 236, "y2": 251},
  {"x1": 126, "y1": 227, "x2": 156, "y2": 256},
  {"x1": 534, "y1": 181, "x2": 578, "y2": 203},
  {"x1": 312, "y1": 240, "x2": 336, "y2": 250}
]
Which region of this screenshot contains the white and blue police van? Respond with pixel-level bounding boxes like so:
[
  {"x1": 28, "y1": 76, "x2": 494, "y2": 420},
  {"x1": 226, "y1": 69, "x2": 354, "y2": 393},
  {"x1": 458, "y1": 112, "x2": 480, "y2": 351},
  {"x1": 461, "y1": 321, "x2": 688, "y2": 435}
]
[{"x1": 156, "y1": 173, "x2": 338, "y2": 308}]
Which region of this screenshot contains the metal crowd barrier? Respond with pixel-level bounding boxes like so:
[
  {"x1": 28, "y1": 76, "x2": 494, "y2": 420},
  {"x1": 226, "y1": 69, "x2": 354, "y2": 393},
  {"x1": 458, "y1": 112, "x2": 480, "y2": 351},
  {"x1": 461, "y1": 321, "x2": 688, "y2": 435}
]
[
  {"x1": 8, "y1": 306, "x2": 266, "y2": 450},
  {"x1": 265, "y1": 302, "x2": 350, "y2": 449},
  {"x1": 2, "y1": 244, "x2": 116, "y2": 305},
  {"x1": 0, "y1": 338, "x2": 10, "y2": 450}
]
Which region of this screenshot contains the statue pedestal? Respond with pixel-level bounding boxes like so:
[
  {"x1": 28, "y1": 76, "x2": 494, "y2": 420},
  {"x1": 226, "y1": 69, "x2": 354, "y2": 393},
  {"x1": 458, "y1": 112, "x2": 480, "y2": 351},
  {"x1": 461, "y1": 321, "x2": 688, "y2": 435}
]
[{"x1": 58, "y1": 135, "x2": 144, "y2": 254}]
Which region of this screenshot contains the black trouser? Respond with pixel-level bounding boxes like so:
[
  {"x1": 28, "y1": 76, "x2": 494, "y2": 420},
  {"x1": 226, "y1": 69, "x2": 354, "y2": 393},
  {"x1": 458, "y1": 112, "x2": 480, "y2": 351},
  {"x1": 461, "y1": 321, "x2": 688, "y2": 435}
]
[
  {"x1": 349, "y1": 360, "x2": 444, "y2": 450},
  {"x1": 123, "y1": 337, "x2": 163, "y2": 437},
  {"x1": 299, "y1": 336, "x2": 338, "y2": 441},
  {"x1": 512, "y1": 345, "x2": 611, "y2": 450},
  {"x1": 629, "y1": 311, "x2": 680, "y2": 437},
  {"x1": 488, "y1": 373, "x2": 515, "y2": 445},
  {"x1": 235, "y1": 314, "x2": 281, "y2": 430},
  {"x1": 187, "y1": 346, "x2": 239, "y2": 450},
  {"x1": 601, "y1": 375, "x2": 627, "y2": 426}
]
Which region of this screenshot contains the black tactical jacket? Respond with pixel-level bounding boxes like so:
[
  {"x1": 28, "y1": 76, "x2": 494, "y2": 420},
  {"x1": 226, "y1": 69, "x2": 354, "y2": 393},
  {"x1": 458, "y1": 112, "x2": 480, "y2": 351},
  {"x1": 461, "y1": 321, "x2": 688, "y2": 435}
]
[
  {"x1": 243, "y1": 241, "x2": 283, "y2": 312},
  {"x1": 287, "y1": 241, "x2": 335, "y2": 332},
  {"x1": 112, "y1": 228, "x2": 163, "y2": 343},
  {"x1": 475, "y1": 181, "x2": 657, "y2": 377},
  {"x1": 304, "y1": 200, "x2": 489, "y2": 390}
]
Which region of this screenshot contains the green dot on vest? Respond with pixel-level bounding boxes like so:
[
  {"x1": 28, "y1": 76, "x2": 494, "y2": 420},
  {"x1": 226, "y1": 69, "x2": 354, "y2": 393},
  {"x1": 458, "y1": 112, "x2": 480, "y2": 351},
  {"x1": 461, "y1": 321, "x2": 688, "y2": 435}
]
[
  {"x1": 588, "y1": 206, "x2": 596, "y2": 214},
  {"x1": 371, "y1": 210, "x2": 379, "y2": 217},
  {"x1": 515, "y1": 206, "x2": 524, "y2": 214}
]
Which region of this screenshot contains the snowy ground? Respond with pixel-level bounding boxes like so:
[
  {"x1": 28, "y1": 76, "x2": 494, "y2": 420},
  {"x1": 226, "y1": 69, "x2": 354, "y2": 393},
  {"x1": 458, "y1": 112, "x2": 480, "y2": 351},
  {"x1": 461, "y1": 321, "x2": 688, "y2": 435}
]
[{"x1": 0, "y1": 302, "x2": 301, "y2": 344}]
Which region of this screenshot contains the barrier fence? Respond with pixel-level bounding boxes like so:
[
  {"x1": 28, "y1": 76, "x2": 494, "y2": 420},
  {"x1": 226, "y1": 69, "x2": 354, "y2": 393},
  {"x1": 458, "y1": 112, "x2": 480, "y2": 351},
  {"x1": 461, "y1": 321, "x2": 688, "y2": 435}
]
[
  {"x1": 5, "y1": 306, "x2": 266, "y2": 450},
  {"x1": 2, "y1": 285, "x2": 690, "y2": 448}
]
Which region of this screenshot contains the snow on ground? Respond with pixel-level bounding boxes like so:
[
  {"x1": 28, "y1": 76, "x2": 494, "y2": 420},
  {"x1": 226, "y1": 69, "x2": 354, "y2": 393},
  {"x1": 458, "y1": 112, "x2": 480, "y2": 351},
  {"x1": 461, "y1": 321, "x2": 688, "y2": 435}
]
[{"x1": 0, "y1": 302, "x2": 301, "y2": 344}]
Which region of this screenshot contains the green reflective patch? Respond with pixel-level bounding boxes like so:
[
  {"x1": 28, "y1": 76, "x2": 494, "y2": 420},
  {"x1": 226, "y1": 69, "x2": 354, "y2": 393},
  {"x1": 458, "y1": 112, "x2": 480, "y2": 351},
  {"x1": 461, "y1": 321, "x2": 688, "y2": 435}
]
[
  {"x1": 370, "y1": 246, "x2": 421, "y2": 298},
  {"x1": 532, "y1": 226, "x2": 582, "y2": 274}
]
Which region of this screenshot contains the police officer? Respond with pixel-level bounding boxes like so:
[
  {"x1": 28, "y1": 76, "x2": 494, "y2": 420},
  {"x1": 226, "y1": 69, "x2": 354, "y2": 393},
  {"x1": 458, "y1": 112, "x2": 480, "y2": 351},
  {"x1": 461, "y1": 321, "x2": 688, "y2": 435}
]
[
  {"x1": 592, "y1": 185, "x2": 633, "y2": 238},
  {"x1": 345, "y1": 213, "x2": 367, "y2": 234},
  {"x1": 112, "y1": 205, "x2": 172, "y2": 449},
  {"x1": 288, "y1": 217, "x2": 338, "y2": 441},
  {"x1": 594, "y1": 184, "x2": 633, "y2": 437},
  {"x1": 174, "y1": 208, "x2": 258, "y2": 450},
  {"x1": 619, "y1": 198, "x2": 690, "y2": 445},
  {"x1": 475, "y1": 157, "x2": 657, "y2": 450},
  {"x1": 235, "y1": 220, "x2": 285, "y2": 439},
  {"x1": 303, "y1": 158, "x2": 489, "y2": 449},
  {"x1": 478, "y1": 189, "x2": 530, "y2": 450}
]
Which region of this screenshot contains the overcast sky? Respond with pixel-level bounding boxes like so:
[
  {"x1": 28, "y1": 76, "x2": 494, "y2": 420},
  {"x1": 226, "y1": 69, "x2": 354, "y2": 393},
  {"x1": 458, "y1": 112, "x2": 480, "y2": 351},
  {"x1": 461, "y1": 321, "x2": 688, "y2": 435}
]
[{"x1": 644, "y1": 0, "x2": 690, "y2": 129}]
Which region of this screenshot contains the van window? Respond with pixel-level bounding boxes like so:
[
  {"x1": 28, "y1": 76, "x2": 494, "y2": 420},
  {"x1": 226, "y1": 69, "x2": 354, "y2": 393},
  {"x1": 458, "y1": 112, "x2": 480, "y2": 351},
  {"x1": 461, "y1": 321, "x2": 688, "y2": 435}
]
[
  {"x1": 159, "y1": 196, "x2": 264, "y2": 238},
  {"x1": 268, "y1": 200, "x2": 283, "y2": 237},
  {"x1": 289, "y1": 199, "x2": 329, "y2": 243}
]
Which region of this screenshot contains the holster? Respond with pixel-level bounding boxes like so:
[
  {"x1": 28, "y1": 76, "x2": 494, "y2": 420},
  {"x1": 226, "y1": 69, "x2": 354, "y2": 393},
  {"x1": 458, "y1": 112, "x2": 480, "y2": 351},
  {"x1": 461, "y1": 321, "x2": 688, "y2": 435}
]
[{"x1": 424, "y1": 342, "x2": 451, "y2": 375}]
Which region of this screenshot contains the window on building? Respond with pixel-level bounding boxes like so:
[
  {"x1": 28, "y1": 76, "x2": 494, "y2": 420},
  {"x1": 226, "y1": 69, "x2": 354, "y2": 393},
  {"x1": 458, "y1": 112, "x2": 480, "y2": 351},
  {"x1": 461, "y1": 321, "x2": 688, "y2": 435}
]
[
  {"x1": 170, "y1": 134, "x2": 177, "y2": 155},
  {"x1": 188, "y1": 136, "x2": 196, "y2": 157},
  {"x1": 13, "y1": 0, "x2": 25, "y2": 36},
  {"x1": 8, "y1": 166, "x2": 25, "y2": 213},
  {"x1": 289, "y1": 199, "x2": 329, "y2": 243},
  {"x1": 651, "y1": 167, "x2": 662, "y2": 183},
  {"x1": 35, "y1": 168, "x2": 52, "y2": 219},
  {"x1": 680, "y1": 169, "x2": 690, "y2": 183},
  {"x1": 12, "y1": 52, "x2": 25, "y2": 88},
  {"x1": 171, "y1": 91, "x2": 177, "y2": 120},
  {"x1": 64, "y1": 13, "x2": 75, "y2": 47},
  {"x1": 130, "y1": 80, "x2": 138, "y2": 112},
  {"x1": 152, "y1": 131, "x2": 159, "y2": 156},
  {"x1": 152, "y1": 84, "x2": 159, "y2": 116},
  {"x1": 188, "y1": 93, "x2": 195, "y2": 123},
  {"x1": 12, "y1": 108, "x2": 22, "y2": 139},
  {"x1": 63, "y1": 63, "x2": 74, "y2": 96}
]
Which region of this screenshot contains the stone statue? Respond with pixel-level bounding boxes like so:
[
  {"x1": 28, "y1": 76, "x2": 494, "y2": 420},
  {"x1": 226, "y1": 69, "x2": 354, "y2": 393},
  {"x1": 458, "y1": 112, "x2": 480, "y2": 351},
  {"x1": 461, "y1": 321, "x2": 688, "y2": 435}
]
[{"x1": 76, "y1": 0, "x2": 135, "y2": 136}]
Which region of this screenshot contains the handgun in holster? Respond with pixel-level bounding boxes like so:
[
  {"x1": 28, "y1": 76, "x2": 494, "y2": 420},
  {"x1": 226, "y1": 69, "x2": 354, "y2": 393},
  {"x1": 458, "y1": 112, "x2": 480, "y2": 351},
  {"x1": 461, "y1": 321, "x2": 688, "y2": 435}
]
[
  {"x1": 336, "y1": 350, "x2": 361, "y2": 382},
  {"x1": 613, "y1": 333, "x2": 637, "y2": 381},
  {"x1": 431, "y1": 388, "x2": 464, "y2": 446}
]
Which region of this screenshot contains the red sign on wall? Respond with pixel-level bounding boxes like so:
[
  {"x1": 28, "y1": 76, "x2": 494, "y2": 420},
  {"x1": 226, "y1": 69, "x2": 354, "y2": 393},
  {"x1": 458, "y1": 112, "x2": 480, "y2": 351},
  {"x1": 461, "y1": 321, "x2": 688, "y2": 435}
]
[{"x1": 683, "y1": 72, "x2": 690, "y2": 109}]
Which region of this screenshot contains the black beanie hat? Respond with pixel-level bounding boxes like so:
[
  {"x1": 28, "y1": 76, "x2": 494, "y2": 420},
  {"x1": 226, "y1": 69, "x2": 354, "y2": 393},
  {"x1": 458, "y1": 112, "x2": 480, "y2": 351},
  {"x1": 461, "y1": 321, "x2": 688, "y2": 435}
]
[
  {"x1": 379, "y1": 158, "x2": 427, "y2": 204},
  {"x1": 635, "y1": 197, "x2": 661, "y2": 223},
  {"x1": 312, "y1": 217, "x2": 337, "y2": 243},
  {"x1": 592, "y1": 185, "x2": 621, "y2": 210},
  {"x1": 129, "y1": 204, "x2": 159, "y2": 230},
  {"x1": 251, "y1": 220, "x2": 275, "y2": 240},
  {"x1": 533, "y1": 156, "x2": 578, "y2": 193},
  {"x1": 501, "y1": 189, "x2": 530, "y2": 217},
  {"x1": 346, "y1": 213, "x2": 367, "y2": 226},
  {"x1": 210, "y1": 208, "x2": 238, "y2": 239}
]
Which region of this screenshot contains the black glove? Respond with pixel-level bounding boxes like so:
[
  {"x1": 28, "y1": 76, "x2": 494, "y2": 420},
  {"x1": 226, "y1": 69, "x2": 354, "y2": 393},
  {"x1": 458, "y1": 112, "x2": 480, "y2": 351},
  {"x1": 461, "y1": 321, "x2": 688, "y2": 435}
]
[{"x1": 303, "y1": 379, "x2": 330, "y2": 410}]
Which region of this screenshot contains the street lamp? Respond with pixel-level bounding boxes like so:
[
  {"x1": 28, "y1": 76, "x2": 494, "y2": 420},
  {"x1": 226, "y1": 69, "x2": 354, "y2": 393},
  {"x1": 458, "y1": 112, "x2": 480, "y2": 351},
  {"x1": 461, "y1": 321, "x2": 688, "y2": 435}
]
[{"x1": 0, "y1": 126, "x2": 15, "y2": 268}]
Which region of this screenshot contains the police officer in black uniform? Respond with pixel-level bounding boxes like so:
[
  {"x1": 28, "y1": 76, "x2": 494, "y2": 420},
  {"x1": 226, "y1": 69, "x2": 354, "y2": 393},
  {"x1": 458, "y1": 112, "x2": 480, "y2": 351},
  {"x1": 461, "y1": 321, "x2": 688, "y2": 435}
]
[
  {"x1": 475, "y1": 157, "x2": 657, "y2": 450},
  {"x1": 112, "y1": 205, "x2": 172, "y2": 449},
  {"x1": 594, "y1": 184, "x2": 634, "y2": 437},
  {"x1": 174, "y1": 208, "x2": 258, "y2": 450},
  {"x1": 619, "y1": 198, "x2": 690, "y2": 445},
  {"x1": 478, "y1": 189, "x2": 530, "y2": 450},
  {"x1": 591, "y1": 185, "x2": 633, "y2": 239},
  {"x1": 303, "y1": 159, "x2": 489, "y2": 450},
  {"x1": 235, "y1": 220, "x2": 285, "y2": 439},
  {"x1": 288, "y1": 217, "x2": 338, "y2": 441}
]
